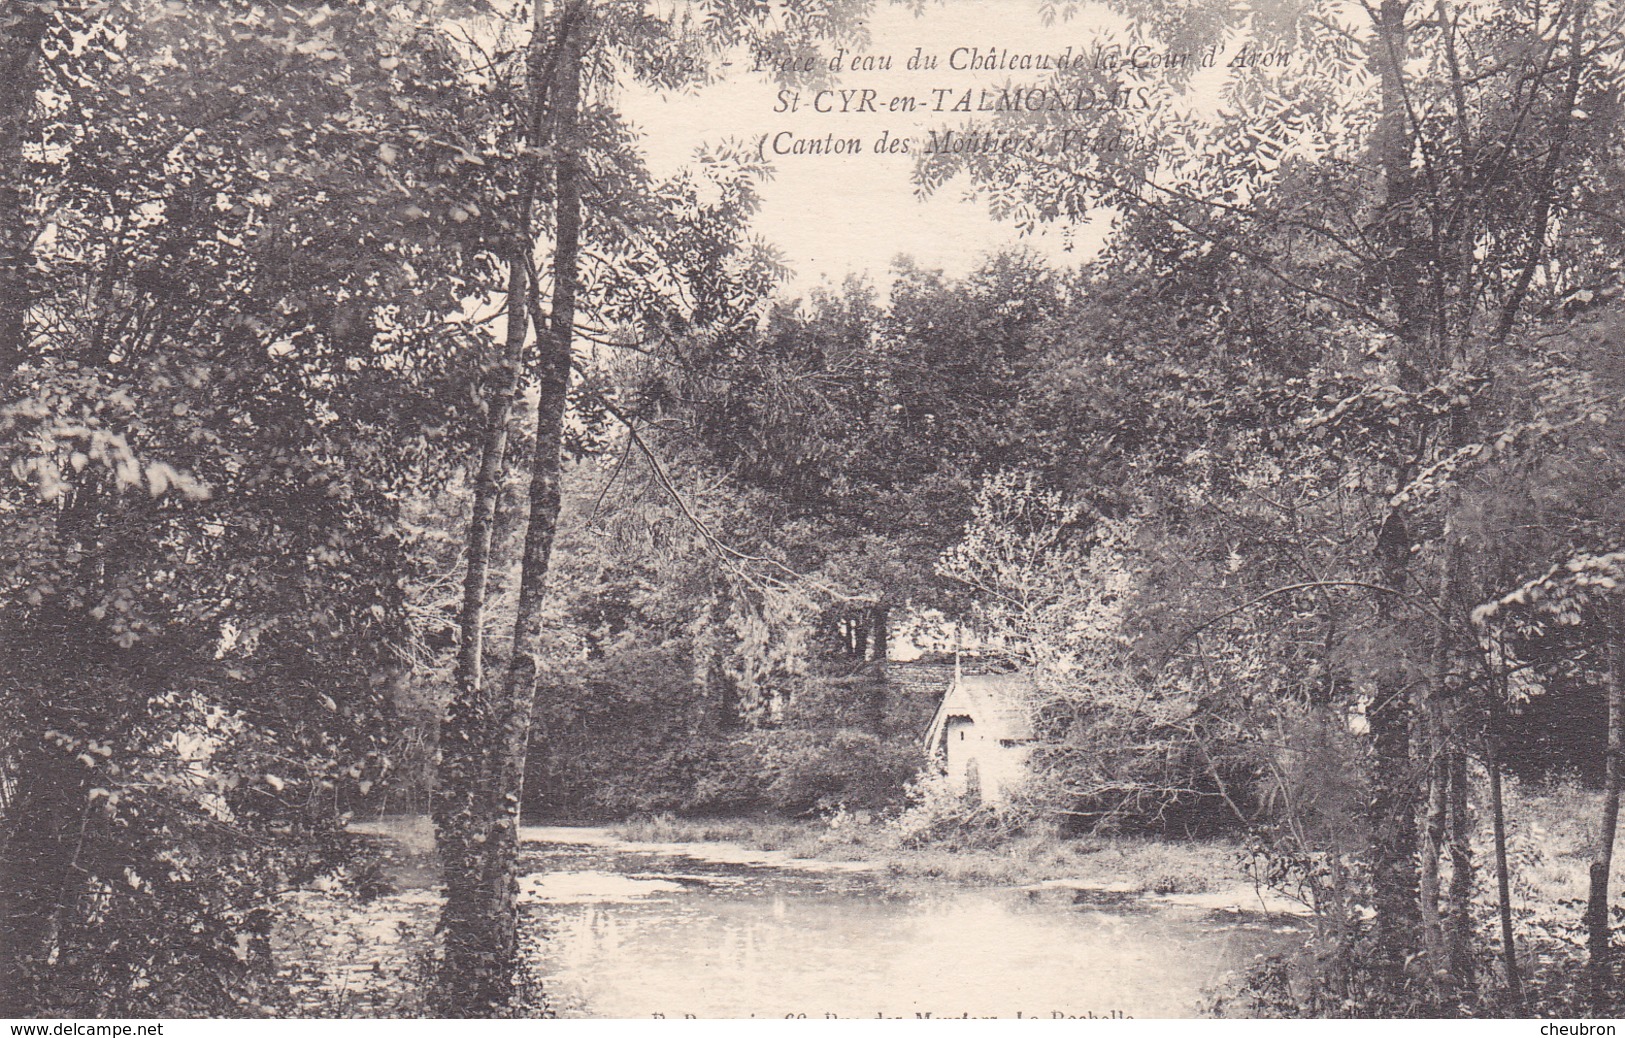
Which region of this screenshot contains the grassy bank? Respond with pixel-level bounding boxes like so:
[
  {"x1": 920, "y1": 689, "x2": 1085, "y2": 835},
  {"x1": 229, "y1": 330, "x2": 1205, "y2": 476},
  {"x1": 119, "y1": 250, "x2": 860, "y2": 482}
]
[
  {"x1": 609, "y1": 773, "x2": 1624, "y2": 912},
  {"x1": 609, "y1": 812, "x2": 1245, "y2": 896},
  {"x1": 1487, "y1": 778, "x2": 1625, "y2": 946}
]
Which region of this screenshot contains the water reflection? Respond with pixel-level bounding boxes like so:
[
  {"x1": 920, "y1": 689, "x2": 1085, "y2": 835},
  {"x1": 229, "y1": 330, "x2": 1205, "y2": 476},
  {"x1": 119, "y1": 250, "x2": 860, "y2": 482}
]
[{"x1": 520, "y1": 834, "x2": 1295, "y2": 1019}]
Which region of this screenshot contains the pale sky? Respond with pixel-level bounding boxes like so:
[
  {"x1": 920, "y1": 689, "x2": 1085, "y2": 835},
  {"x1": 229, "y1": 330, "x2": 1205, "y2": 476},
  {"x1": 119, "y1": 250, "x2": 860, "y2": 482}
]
[{"x1": 619, "y1": 1, "x2": 1146, "y2": 294}]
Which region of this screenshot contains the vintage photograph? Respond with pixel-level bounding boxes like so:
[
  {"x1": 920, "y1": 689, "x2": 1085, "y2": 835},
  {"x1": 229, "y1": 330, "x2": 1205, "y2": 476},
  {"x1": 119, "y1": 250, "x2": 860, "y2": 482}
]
[{"x1": 1, "y1": 0, "x2": 1622, "y2": 1021}]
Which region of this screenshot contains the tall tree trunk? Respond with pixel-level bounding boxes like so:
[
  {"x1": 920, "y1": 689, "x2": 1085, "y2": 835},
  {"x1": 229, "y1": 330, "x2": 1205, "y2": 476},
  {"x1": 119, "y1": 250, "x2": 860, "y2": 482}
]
[
  {"x1": 1445, "y1": 742, "x2": 1474, "y2": 984},
  {"x1": 1588, "y1": 607, "x2": 1621, "y2": 1006},
  {"x1": 1367, "y1": 0, "x2": 1424, "y2": 972},
  {"x1": 433, "y1": 0, "x2": 579, "y2": 1014},
  {"x1": 452, "y1": 0, "x2": 587, "y2": 1012},
  {"x1": 1486, "y1": 699, "x2": 1522, "y2": 1004},
  {"x1": 0, "y1": 738, "x2": 92, "y2": 1016},
  {"x1": 1437, "y1": 526, "x2": 1474, "y2": 986},
  {"x1": 691, "y1": 592, "x2": 735, "y2": 732},
  {"x1": 1422, "y1": 539, "x2": 1452, "y2": 990},
  {"x1": 1419, "y1": 712, "x2": 1449, "y2": 989},
  {"x1": 433, "y1": 246, "x2": 533, "y2": 1014},
  {"x1": 1370, "y1": 513, "x2": 1421, "y2": 969},
  {"x1": 0, "y1": 0, "x2": 49, "y2": 383},
  {"x1": 868, "y1": 604, "x2": 889, "y2": 735},
  {"x1": 1367, "y1": 693, "x2": 1419, "y2": 968}
]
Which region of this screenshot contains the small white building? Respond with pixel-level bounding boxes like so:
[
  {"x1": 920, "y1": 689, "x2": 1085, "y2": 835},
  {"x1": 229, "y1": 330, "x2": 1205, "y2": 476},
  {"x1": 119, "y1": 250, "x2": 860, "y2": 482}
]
[{"x1": 923, "y1": 672, "x2": 1036, "y2": 805}]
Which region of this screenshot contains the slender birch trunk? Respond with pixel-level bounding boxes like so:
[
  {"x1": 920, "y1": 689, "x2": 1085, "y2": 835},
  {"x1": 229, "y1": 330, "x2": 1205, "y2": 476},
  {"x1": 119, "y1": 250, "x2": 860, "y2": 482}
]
[
  {"x1": 1486, "y1": 700, "x2": 1522, "y2": 1003},
  {"x1": 1587, "y1": 606, "x2": 1621, "y2": 1006},
  {"x1": 433, "y1": 0, "x2": 578, "y2": 1013},
  {"x1": 433, "y1": 243, "x2": 533, "y2": 1013},
  {"x1": 1438, "y1": 526, "x2": 1474, "y2": 986},
  {"x1": 1445, "y1": 742, "x2": 1474, "y2": 984},
  {"x1": 457, "y1": 0, "x2": 587, "y2": 1011}
]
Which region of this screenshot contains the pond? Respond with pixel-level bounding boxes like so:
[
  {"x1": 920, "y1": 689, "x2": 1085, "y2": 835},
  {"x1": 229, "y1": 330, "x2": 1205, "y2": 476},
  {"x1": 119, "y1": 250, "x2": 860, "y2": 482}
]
[{"x1": 515, "y1": 827, "x2": 1301, "y2": 1019}]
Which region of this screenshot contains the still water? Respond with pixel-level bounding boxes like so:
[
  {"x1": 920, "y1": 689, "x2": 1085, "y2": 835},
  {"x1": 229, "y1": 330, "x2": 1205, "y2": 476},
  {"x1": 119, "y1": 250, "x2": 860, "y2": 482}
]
[{"x1": 516, "y1": 828, "x2": 1299, "y2": 1019}]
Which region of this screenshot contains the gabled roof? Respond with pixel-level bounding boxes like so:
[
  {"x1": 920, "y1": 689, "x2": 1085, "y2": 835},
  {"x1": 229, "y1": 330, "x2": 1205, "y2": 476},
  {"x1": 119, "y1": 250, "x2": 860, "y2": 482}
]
[{"x1": 924, "y1": 672, "x2": 1036, "y2": 751}]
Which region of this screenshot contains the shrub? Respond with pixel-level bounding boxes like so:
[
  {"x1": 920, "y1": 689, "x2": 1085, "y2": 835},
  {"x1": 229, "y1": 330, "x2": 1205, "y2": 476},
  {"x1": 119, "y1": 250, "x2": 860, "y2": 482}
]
[
  {"x1": 757, "y1": 730, "x2": 920, "y2": 817},
  {"x1": 886, "y1": 761, "x2": 1053, "y2": 849},
  {"x1": 525, "y1": 668, "x2": 928, "y2": 821},
  {"x1": 652, "y1": 737, "x2": 770, "y2": 816}
]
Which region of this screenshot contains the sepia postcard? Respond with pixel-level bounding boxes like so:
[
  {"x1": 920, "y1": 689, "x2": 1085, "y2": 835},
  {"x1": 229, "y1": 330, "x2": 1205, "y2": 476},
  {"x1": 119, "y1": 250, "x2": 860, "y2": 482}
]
[{"x1": 1, "y1": 0, "x2": 1621, "y2": 1027}]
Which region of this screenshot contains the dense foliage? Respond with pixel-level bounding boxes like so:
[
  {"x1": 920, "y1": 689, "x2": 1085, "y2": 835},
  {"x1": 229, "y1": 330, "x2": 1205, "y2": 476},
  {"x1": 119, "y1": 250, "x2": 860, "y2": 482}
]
[
  {"x1": 2, "y1": 0, "x2": 1622, "y2": 1020},
  {"x1": 0, "y1": 0, "x2": 493, "y2": 1014}
]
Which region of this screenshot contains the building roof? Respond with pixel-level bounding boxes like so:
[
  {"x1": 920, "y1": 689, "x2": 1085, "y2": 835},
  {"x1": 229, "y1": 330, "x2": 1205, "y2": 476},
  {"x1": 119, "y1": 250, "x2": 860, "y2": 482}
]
[{"x1": 923, "y1": 672, "x2": 1036, "y2": 751}]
